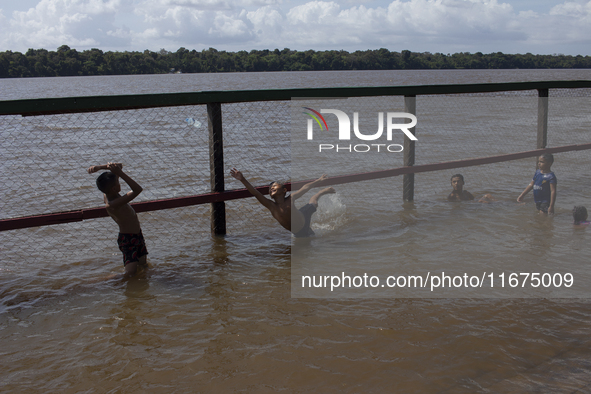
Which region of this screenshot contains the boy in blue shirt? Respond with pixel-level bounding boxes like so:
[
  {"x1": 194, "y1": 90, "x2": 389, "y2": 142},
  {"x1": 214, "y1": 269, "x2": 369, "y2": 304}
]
[{"x1": 517, "y1": 153, "x2": 557, "y2": 215}]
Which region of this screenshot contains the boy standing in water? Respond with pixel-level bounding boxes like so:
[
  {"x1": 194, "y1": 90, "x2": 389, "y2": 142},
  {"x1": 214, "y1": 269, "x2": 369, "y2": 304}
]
[
  {"x1": 88, "y1": 162, "x2": 147, "y2": 277},
  {"x1": 230, "y1": 168, "x2": 335, "y2": 237},
  {"x1": 517, "y1": 153, "x2": 557, "y2": 215}
]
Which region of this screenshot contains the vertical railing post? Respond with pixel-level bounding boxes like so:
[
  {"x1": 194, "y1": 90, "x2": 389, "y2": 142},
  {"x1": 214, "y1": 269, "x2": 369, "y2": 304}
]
[
  {"x1": 403, "y1": 95, "x2": 417, "y2": 201},
  {"x1": 208, "y1": 102, "x2": 226, "y2": 236},
  {"x1": 537, "y1": 88, "x2": 549, "y2": 149}
]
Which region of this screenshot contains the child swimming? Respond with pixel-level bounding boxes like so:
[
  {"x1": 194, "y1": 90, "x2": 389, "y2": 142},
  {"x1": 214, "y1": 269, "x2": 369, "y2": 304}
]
[{"x1": 573, "y1": 206, "x2": 589, "y2": 226}]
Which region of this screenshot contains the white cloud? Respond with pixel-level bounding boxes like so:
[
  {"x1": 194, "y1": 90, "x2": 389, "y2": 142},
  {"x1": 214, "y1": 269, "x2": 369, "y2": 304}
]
[
  {"x1": 245, "y1": 6, "x2": 283, "y2": 47},
  {"x1": 287, "y1": 1, "x2": 341, "y2": 24},
  {"x1": 515, "y1": 1, "x2": 591, "y2": 47},
  {"x1": 107, "y1": 26, "x2": 132, "y2": 39},
  {"x1": 274, "y1": 0, "x2": 525, "y2": 49},
  {"x1": 0, "y1": 0, "x2": 589, "y2": 55},
  {"x1": 209, "y1": 13, "x2": 251, "y2": 37},
  {"x1": 549, "y1": 0, "x2": 591, "y2": 17},
  {"x1": 0, "y1": 0, "x2": 129, "y2": 50},
  {"x1": 0, "y1": 10, "x2": 7, "y2": 32},
  {"x1": 247, "y1": 5, "x2": 283, "y2": 27},
  {"x1": 165, "y1": 0, "x2": 280, "y2": 8},
  {"x1": 130, "y1": 1, "x2": 253, "y2": 48},
  {"x1": 380, "y1": 0, "x2": 521, "y2": 42},
  {"x1": 166, "y1": 0, "x2": 233, "y2": 10}
]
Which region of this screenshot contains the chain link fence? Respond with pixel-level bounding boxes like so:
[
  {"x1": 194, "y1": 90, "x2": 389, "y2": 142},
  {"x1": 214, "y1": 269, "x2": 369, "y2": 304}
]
[
  {"x1": 0, "y1": 101, "x2": 291, "y2": 269},
  {"x1": 1, "y1": 86, "x2": 590, "y2": 269}
]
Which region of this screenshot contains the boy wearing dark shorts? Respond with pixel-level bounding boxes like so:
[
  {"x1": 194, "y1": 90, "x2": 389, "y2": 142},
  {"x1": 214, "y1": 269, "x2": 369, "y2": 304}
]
[
  {"x1": 293, "y1": 203, "x2": 317, "y2": 237},
  {"x1": 88, "y1": 162, "x2": 147, "y2": 277}
]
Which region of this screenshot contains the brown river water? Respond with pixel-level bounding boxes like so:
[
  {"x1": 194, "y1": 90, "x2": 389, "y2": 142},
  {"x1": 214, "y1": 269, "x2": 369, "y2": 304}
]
[{"x1": 1, "y1": 69, "x2": 591, "y2": 392}]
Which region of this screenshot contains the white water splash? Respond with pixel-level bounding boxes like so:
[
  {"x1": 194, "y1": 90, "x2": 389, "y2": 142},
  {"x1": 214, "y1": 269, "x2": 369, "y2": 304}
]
[{"x1": 311, "y1": 193, "x2": 347, "y2": 236}]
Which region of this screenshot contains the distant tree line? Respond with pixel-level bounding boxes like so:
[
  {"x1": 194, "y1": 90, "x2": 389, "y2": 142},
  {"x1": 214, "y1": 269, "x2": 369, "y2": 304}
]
[{"x1": 1, "y1": 45, "x2": 589, "y2": 78}]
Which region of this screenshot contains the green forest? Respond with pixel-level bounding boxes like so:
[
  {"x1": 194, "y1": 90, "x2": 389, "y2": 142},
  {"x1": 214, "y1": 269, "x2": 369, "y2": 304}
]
[{"x1": 1, "y1": 46, "x2": 590, "y2": 78}]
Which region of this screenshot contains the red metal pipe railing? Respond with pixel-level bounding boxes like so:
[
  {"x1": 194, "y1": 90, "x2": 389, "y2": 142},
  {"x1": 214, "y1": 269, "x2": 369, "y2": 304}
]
[{"x1": 3, "y1": 143, "x2": 590, "y2": 232}]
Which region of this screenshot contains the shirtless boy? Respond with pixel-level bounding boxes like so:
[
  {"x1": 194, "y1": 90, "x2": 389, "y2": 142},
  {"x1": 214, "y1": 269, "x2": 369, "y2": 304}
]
[
  {"x1": 447, "y1": 174, "x2": 475, "y2": 201},
  {"x1": 230, "y1": 168, "x2": 335, "y2": 237},
  {"x1": 447, "y1": 174, "x2": 495, "y2": 203},
  {"x1": 88, "y1": 162, "x2": 147, "y2": 277}
]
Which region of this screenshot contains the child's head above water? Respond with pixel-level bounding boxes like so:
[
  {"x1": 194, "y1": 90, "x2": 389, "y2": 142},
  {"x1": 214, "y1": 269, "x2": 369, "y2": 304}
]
[
  {"x1": 573, "y1": 206, "x2": 588, "y2": 225},
  {"x1": 450, "y1": 174, "x2": 465, "y2": 191}
]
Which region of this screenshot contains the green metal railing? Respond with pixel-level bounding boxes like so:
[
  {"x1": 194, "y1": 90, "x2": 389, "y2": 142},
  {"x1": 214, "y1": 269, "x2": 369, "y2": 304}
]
[{"x1": 1, "y1": 80, "x2": 590, "y2": 235}]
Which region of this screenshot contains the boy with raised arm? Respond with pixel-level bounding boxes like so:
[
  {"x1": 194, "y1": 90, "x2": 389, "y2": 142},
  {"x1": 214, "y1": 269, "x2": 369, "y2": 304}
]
[
  {"x1": 88, "y1": 162, "x2": 147, "y2": 277},
  {"x1": 230, "y1": 168, "x2": 335, "y2": 237},
  {"x1": 517, "y1": 153, "x2": 557, "y2": 215}
]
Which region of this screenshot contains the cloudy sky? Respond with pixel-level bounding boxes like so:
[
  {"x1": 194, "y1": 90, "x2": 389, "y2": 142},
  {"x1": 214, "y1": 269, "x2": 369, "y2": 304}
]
[{"x1": 0, "y1": 0, "x2": 589, "y2": 55}]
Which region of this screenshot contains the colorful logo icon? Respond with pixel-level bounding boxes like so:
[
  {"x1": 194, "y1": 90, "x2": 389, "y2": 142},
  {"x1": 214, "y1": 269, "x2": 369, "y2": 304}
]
[{"x1": 302, "y1": 107, "x2": 328, "y2": 131}]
